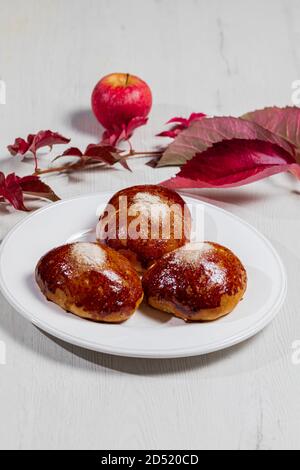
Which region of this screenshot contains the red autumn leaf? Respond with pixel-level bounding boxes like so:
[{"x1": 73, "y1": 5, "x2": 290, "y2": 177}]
[
  {"x1": 242, "y1": 106, "x2": 300, "y2": 152},
  {"x1": 161, "y1": 139, "x2": 300, "y2": 189},
  {"x1": 84, "y1": 144, "x2": 121, "y2": 165},
  {"x1": 157, "y1": 116, "x2": 295, "y2": 167},
  {"x1": 19, "y1": 175, "x2": 60, "y2": 203},
  {"x1": 101, "y1": 116, "x2": 148, "y2": 146},
  {"x1": 7, "y1": 136, "x2": 35, "y2": 156},
  {"x1": 0, "y1": 172, "x2": 59, "y2": 212},
  {"x1": 8, "y1": 130, "x2": 71, "y2": 172},
  {"x1": 58, "y1": 147, "x2": 84, "y2": 159},
  {"x1": 55, "y1": 144, "x2": 130, "y2": 170},
  {"x1": 157, "y1": 113, "x2": 207, "y2": 138},
  {"x1": 125, "y1": 116, "x2": 149, "y2": 139},
  {"x1": 0, "y1": 173, "x2": 28, "y2": 211}
]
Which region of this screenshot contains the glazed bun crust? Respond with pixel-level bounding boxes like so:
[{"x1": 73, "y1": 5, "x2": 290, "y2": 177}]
[
  {"x1": 98, "y1": 185, "x2": 191, "y2": 271},
  {"x1": 143, "y1": 242, "x2": 247, "y2": 322},
  {"x1": 36, "y1": 243, "x2": 143, "y2": 323}
]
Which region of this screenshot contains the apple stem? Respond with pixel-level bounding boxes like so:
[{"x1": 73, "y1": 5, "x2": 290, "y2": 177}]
[{"x1": 125, "y1": 73, "x2": 130, "y2": 86}]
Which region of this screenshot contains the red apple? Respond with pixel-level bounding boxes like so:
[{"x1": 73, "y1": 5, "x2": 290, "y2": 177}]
[{"x1": 91, "y1": 73, "x2": 153, "y2": 131}]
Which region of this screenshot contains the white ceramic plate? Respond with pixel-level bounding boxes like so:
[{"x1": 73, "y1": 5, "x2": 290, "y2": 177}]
[{"x1": 0, "y1": 193, "x2": 286, "y2": 359}]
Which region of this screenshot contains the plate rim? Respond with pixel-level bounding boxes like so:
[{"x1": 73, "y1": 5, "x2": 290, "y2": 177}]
[{"x1": 0, "y1": 192, "x2": 287, "y2": 359}]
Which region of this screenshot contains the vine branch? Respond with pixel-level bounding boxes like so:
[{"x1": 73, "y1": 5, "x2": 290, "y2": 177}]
[{"x1": 33, "y1": 150, "x2": 163, "y2": 177}]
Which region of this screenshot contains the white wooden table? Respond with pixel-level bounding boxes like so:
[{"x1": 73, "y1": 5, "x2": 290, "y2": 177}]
[{"x1": 1, "y1": 0, "x2": 300, "y2": 450}]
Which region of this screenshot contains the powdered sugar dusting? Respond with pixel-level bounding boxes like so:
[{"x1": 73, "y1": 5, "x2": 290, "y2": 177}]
[
  {"x1": 134, "y1": 192, "x2": 162, "y2": 206},
  {"x1": 172, "y1": 242, "x2": 213, "y2": 266},
  {"x1": 103, "y1": 270, "x2": 124, "y2": 293},
  {"x1": 203, "y1": 261, "x2": 226, "y2": 285},
  {"x1": 103, "y1": 270, "x2": 121, "y2": 283},
  {"x1": 72, "y1": 243, "x2": 107, "y2": 268},
  {"x1": 132, "y1": 192, "x2": 169, "y2": 218}
]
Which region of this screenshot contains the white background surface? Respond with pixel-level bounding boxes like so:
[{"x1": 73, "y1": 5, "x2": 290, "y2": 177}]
[{"x1": 0, "y1": 0, "x2": 300, "y2": 450}]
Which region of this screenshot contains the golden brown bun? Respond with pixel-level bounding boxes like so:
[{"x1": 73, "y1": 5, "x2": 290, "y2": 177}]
[
  {"x1": 36, "y1": 242, "x2": 143, "y2": 323},
  {"x1": 97, "y1": 185, "x2": 191, "y2": 272},
  {"x1": 142, "y1": 242, "x2": 247, "y2": 322}
]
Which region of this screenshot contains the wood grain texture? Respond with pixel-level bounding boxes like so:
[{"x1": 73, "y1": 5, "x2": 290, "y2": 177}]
[{"x1": 1, "y1": 0, "x2": 300, "y2": 450}]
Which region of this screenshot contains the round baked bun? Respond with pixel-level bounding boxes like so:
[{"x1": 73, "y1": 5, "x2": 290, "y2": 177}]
[
  {"x1": 36, "y1": 242, "x2": 143, "y2": 323},
  {"x1": 142, "y1": 242, "x2": 247, "y2": 322},
  {"x1": 97, "y1": 185, "x2": 191, "y2": 272}
]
